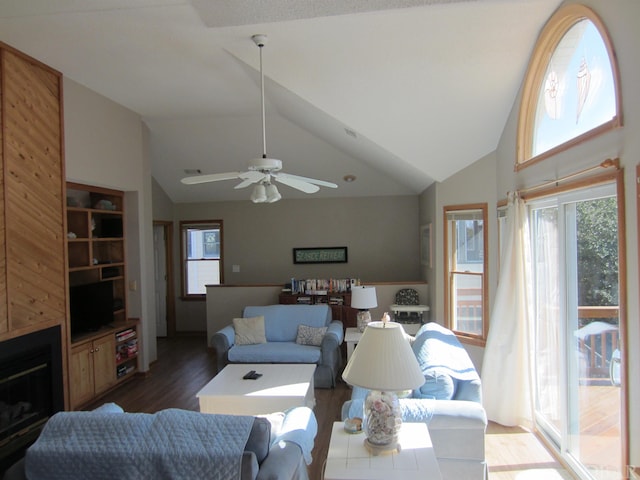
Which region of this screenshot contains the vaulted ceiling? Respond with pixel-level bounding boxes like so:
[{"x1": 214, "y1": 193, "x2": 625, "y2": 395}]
[{"x1": 0, "y1": 0, "x2": 562, "y2": 202}]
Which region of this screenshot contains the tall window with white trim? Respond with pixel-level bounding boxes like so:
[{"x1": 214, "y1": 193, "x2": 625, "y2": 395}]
[{"x1": 180, "y1": 221, "x2": 223, "y2": 296}]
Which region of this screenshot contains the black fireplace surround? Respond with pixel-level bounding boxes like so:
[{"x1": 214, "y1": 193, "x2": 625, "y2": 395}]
[{"x1": 0, "y1": 326, "x2": 64, "y2": 474}]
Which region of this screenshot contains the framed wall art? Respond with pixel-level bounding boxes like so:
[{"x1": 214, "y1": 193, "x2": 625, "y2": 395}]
[
  {"x1": 293, "y1": 247, "x2": 348, "y2": 264},
  {"x1": 420, "y1": 224, "x2": 432, "y2": 267}
]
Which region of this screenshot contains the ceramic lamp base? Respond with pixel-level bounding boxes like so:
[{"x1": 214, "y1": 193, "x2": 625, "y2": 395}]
[
  {"x1": 356, "y1": 310, "x2": 372, "y2": 332},
  {"x1": 363, "y1": 390, "x2": 402, "y2": 455}
]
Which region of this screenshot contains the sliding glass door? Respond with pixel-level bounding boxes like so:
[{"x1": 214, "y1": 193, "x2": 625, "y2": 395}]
[{"x1": 529, "y1": 183, "x2": 623, "y2": 480}]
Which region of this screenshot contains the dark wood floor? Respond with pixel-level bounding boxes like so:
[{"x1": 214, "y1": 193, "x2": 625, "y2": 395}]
[
  {"x1": 93, "y1": 335, "x2": 567, "y2": 480},
  {"x1": 90, "y1": 335, "x2": 350, "y2": 480}
]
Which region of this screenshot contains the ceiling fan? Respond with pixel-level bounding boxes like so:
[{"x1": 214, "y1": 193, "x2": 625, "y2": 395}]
[{"x1": 181, "y1": 34, "x2": 338, "y2": 203}]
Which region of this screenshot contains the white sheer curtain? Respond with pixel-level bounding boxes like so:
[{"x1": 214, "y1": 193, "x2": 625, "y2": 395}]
[{"x1": 481, "y1": 194, "x2": 535, "y2": 427}]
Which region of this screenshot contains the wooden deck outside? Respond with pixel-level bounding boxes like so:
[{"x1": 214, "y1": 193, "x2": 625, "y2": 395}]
[{"x1": 577, "y1": 384, "x2": 622, "y2": 478}]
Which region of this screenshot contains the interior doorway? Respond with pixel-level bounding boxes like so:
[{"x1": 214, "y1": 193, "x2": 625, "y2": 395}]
[{"x1": 153, "y1": 221, "x2": 175, "y2": 337}]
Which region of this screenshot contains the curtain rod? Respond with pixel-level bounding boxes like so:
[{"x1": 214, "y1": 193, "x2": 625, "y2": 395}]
[{"x1": 515, "y1": 158, "x2": 619, "y2": 196}]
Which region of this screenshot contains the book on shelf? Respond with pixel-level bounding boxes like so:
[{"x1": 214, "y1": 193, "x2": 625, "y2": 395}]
[
  {"x1": 116, "y1": 363, "x2": 136, "y2": 378},
  {"x1": 116, "y1": 328, "x2": 136, "y2": 342},
  {"x1": 117, "y1": 338, "x2": 138, "y2": 359}
]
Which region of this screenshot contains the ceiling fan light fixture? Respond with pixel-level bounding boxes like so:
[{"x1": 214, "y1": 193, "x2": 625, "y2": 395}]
[
  {"x1": 250, "y1": 184, "x2": 267, "y2": 203},
  {"x1": 265, "y1": 183, "x2": 281, "y2": 203},
  {"x1": 181, "y1": 34, "x2": 337, "y2": 202}
]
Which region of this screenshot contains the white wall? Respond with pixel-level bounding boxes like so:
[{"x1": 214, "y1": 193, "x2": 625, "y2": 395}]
[
  {"x1": 174, "y1": 195, "x2": 421, "y2": 284},
  {"x1": 171, "y1": 195, "x2": 423, "y2": 332},
  {"x1": 152, "y1": 177, "x2": 174, "y2": 221},
  {"x1": 423, "y1": 152, "x2": 498, "y2": 370},
  {"x1": 64, "y1": 78, "x2": 156, "y2": 370}
]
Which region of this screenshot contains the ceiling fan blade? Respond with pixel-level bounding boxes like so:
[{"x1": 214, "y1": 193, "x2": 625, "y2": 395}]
[
  {"x1": 276, "y1": 172, "x2": 338, "y2": 189},
  {"x1": 273, "y1": 174, "x2": 320, "y2": 193},
  {"x1": 181, "y1": 172, "x2": 243, "y2": 185},
  {"x1": 234, "y1": 171, "x2": 266, "y2": 189}
]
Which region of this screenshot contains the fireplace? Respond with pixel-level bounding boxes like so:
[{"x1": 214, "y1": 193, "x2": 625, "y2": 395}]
[{"x1": 0, "y1": 326, "x2": 64, "y2": 473}]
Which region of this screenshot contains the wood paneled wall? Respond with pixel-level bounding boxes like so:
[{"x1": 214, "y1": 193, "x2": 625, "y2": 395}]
[{"x1": 0, "y1": 42, "x2": 67, "y2": 401}]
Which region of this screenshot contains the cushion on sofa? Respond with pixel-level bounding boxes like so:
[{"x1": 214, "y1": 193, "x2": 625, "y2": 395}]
[
  {"x1": 413, "y1": 370, "x2": 456, "y2": 400},
  {"x1": 243, "y1": 305, "x2": 330, "y2": 342},
  {"x1": 295, "y1": 325, "x2": 327, "y2": 346},
  {"x1": 411, "y1": 322, "x2": 480, "y2": 402},
  {"x1": 228, "y1": 342, "x2": 322, "y2": 364},
  {"x1": 245, "y1": 417, "x2": 271, "y2": 465},
  {"x1": 233, "y1": 316, "x2": 267, "y2": 345},
  {"x1": 91, "y1": 402, "x2": 124, "y2": 414},
  {"x1": 25, "y1": 408, "x2": 256, "y2": 480}
]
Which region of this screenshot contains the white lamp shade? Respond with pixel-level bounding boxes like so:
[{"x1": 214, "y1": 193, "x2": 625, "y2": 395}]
[
  {"x1": 350, "y1": 286, "x2": 377, "y2": 309},
  {"x1": 342, "y1": 321, "x2": 424, "y2": 391}
]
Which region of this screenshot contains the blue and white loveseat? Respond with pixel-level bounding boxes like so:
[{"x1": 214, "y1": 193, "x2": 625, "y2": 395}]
[
  {"x1": 211, "y1": 304, "x2": 344, "y2": 388},
  {"x1": 342, "y1": 323, "x2": 487, "y2": 479}
]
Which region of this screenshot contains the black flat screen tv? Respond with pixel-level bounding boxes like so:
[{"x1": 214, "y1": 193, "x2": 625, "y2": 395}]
[
  {"x1": 69, "y1": 282, "x2": 114, "y2": 334},
  {"x1": 100, "y1": 217, "x2": 123, "y2": 238}
]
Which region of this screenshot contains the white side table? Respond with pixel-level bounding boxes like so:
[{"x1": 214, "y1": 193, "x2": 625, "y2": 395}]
[
  {"x1": 324, "y1": 422, "x2": 442, "y2": 480},
  {"x1": 344, "y1": 328, "x2": 362, "y2": 362},
  {"x1": 390, "y1": 304, "x2": 430, "y2": 335}
]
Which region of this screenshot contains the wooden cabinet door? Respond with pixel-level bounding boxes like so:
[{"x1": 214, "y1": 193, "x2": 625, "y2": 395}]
[
  {"x1": 330, "y1": 305, "x2": 343, "y2": 321},
  {"x1": 92, "y1": 334, "x2": 116, "y2": 395},
  {"x1": 343, "y1": 307, "x2": 358, "y2": 329},
  {"x1": 279, "y1": 294, "x2": 297, "y2": 304},
  {"x1": 69, "y1": 342, "x2": 94, "y2": 409}
]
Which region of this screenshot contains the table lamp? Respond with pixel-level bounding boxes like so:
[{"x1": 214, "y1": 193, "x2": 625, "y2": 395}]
[
  {"x1": 342, "y1": 317, "x2": 424, "y2": 454},
  {"x1": 350, "y1": 285, "x2": 377, "y2": 332}
]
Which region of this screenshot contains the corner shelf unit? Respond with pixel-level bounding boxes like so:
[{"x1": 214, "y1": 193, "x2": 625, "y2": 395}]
[
  {"x1": 66, "y1": 182, "x2": 139, "y2": 409},
  {"x1": 66, "y1": 183, "x2": 127, "y2": 325}
]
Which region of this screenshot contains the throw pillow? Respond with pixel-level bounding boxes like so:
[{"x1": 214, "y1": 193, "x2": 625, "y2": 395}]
[
  {"x1": 412, "y1": 370, "x2": 456, "y2": 400},
  {"x1": 295, "y1": 324, "x2": 327, "y2": 346},
  {"x1": 233, "y1": 316, "x2": 267, "y2": 345}
]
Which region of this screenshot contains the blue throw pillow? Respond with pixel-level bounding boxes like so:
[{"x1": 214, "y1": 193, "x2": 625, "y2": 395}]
[
  {"x1": 413, "y1": 370, "x2": 456, "y2": 400},
  {"x1": 92, "y1": 402, "x2": 124, "y2": 413}
]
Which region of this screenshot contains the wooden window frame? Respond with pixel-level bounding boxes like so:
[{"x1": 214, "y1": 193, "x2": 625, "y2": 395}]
[
  {"x1": 516, "y1": 4, "x2": 622, "y2": 170},
  {"x1": 443, "y1": 203, "x2": 489, "y2": 346},
  {"x1": 522, "y1": 168, "x2": 628, "y2": 476}
]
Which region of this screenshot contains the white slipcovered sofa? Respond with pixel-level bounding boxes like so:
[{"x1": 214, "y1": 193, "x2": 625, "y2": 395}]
[{"x1": 342, "y1": 323, "x2": 487, "y2": 479}]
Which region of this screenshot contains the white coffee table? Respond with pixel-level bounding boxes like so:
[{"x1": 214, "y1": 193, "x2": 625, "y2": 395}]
[
  {"x1": 324, "y1": 422, "x2": 442, "y2": 480},
  {"x1": 197, "y1": 363, "x2": 316, "y2": 415}
]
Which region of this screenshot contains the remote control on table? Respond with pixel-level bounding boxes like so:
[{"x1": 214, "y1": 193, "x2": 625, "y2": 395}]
[{"x1": 243, "y1": 370, "x2": 256, "y2": 379}]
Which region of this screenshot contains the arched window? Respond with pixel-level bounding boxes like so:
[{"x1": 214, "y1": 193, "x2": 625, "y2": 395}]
[{"x1": 516, "y1": 4, "x2": 621, "y2": 169}]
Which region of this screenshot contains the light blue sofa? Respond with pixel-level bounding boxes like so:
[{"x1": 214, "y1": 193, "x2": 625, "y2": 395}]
[
  {"x1": 342, "y1": 323, "x2": 487, "y2": 479},
  {"x1": 211, "y1": 304, "x2": 344, "y2": 388},
  {"x1": 3, "y1": 403, "x2": 317, "y2": 480}
]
